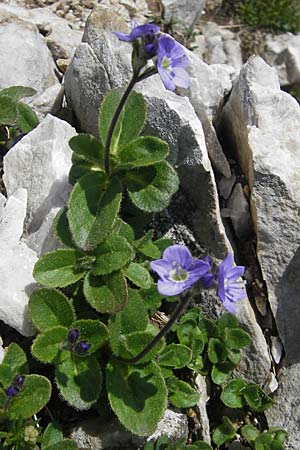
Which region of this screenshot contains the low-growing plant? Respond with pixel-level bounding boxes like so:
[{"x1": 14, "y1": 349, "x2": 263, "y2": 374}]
[
  {"x1": 0, "y1": 86, "x2": 39, "y2": 151},
  {"x1": 0, "y1": 20, "x2": 289, "y2": 450},
  {"x1": 236, "y1": 0, "x2": 300, "y2": 33}
]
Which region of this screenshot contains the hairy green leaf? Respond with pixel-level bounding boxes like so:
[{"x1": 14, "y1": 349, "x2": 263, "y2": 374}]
[
  {"x1": 167, "y1": 376, "x2": 200, "y2": 408},
  {"x1": 16, "y1": 102, "x2": 39, "y2": 132},
  {"x1": 93, "y1": 234, "x2": 134, "y2": 275},
  {"x1": 116, "y1": 137, "x2": 168, "y2": 170},
  {"x1": 221, "y1": 379, "x2": 247, "y2": 408},
  {"x1": 124, "y1": 262, "x2": 151, "y2": 289},
  {"x1": 31, "y1": 326, "x2": 68, "y2": 364},
  {"x1": 53, "y1": 208, "x2": 75, "y2": 249},
  {"x1": 212, "y1": 416, "x2": 236, "y2": 446},
  {"x1": 84, "y1": 271, "x2": 128, "y2": 313},
  {"x1": 158, "y1": 344, "x2": 192, "y2": 369}
]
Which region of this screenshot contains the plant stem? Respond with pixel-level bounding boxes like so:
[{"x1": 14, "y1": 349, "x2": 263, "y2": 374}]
[
  {"x1": 104, "y1": 76, "x2": 137, "y2": 176},
  {"x1": 118, "y1": 292, "x2": 191, "y2": 364}
]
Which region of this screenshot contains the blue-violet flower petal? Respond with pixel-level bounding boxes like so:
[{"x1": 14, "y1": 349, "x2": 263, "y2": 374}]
[{"x1": 217, "y1": 254, "x2": 246, "y2": 313}]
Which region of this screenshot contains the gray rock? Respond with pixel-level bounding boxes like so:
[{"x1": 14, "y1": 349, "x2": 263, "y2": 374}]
[
  {"x1": 263, "y1": 32, "x2": 300, "y2": 86},
  {"x1": 27, "y1": 84, "x2": 64, "y2": 121},
  {"x1": 266, "y1": 363, "x2": 300, "y2": 449},
  {"x1": 70, "y1": 417, "x2": 143, "y2": 449},
  {"x1": 222, "y1": 183, "x2": 252, "y2": 240},
  {"x1": 0, "y1": 189, "x2": 37, "y2": 336},
  {"x1": 195, "y1": 375, "x2": 211, "y2": 443},
  {"x1": 3, "y1": 115, "x2": 76, "y2": 255},
  {"x1": 218, "y1": 174, "x2": 236, "y2": 199},
  {"x1": 220, "y1": 56, "x2": 300, "y2": 367},
  {"x1": 194, "y1": 22, "x2": 243, "y2": 72},
  {"x1": 162, "y1": 0, "x2": 205, "y2": 29},
  {"x1": 0, "y1": 8, "x2": 57, "y2": 93},
  {"x1": 45, "y1": 21, "x2": 83, "y2": 61},
  {"x1": 146, "y1": 409, "x2": 188, "y2": 444}
]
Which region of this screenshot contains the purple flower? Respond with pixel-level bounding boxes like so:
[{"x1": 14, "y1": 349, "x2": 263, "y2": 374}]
[
  {"x1": 200, "y1": 256, "x2": 216, "y2": 288},
  {"x1": 13, "y1": 375, "x2": 25, "y2": 387},
  {"x1": 5, "y1": 385, "x2": 19, "y2": 397},
  {"x1": 150, "y1": 245, "x2": 212, "y2": 296},
  {"x1": 157, "y1": 34, "x2": 190, "y2": 91},
  {"x1": 217, "y1": 254, "x2": 246, "y2": 313},
  {"x1": 75, "y1": 341, "x2": 91, "y2": 355},
  {"x1": 114, "y1": 23, "x2": 160, "y2": 43},
  {"x1": 67, "y1": 328, "x2": 80, "y2": 344}
]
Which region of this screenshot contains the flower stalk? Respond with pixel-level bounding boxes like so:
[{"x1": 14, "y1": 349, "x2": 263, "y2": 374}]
[{"x1": 118, "y1": 292, "x2": 191, "y2": 364}]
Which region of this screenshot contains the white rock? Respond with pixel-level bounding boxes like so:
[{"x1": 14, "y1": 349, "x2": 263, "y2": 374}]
[
  {"x1": 263, "y1": 33, "x2": 300, "y2": 86},
  {"x1": 0, "y1": 189, "x2": 37, "y2": 336},
  {"x1": 195, "y1": 375, "x2": 211, "y2": 443},
  {"x1": 270, "y1": 336, "x2": 283, "y2": 364},
  {"x1": 28, "y1": 84, "x2": 64, "y2": 120},
  {"x1": 45, "y1": 21, "x2": 83, "y2": 61},
  {"x1": 147, "y1": 409, "x2": 188, "y2": 443},
  {"x1": 3, "y1": 115, "x2": 76, "y2": 254},
  {"x1": 162, "y1": 0, "x2": 205, "y2": 29},
  {"x1": 220, "y1": 56, "x2": 300, "y2": 365},
  {"x1": 0, "y1": 9, "x2": 57, "y2": 92}
]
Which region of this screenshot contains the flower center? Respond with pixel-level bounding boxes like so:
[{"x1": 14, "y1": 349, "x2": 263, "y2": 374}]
[
  {"x1": 162, "y1": 56, "x2": 171, "y2": 70},
  {"x1": 169, "y1": 262, "x2": 188, "y2": 282}
]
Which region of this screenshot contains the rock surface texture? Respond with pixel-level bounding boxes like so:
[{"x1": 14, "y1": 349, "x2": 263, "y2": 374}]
[{"x1": 220, "y1": 55, "x2": 300, "y2": 448}]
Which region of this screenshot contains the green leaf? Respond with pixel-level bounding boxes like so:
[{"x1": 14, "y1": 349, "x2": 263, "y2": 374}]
[
  {"x1": 68, "y1": 172, "x2": 122, "y2": 251},
  {"x1": 108, "y1": 289, "x2": 148, "y2": 356},
  {"x1": 255, "y1": 432, "x2": 273, "y2": 450},
  {"x1": 124, "y1": 327, "x2": 165, "y2": 363},
  {"x1": 208, "y1": 338, "x2": 228, "y2": 364},
  {"x1": 69, "y1": 134, "x2": 104, "y2": 169},
  {"x1": 106, "y1": 360, "x2": 167, "y2": 436},
  {"x1": 70, "y1": 319, "x2": 108, "y2": 354},
  {"x1": 158, "y1": 344, "x2": 192, "y2": 368},
  {"x1": 93, "y1": 234, "x2": 134, "y2": 275},
  {"x1": 154, "y1": 238, "x2": 173, "y2": 253},
  {"x1": 84, "y1": 271, "x2": 128, "y2": 313},
  {"x1": 134, "y1": 231, "x2": 161, "y2": 259},
  {"x1": 116, "y1": 137, "x2": 169, "y2": 170},
  {"x1": 228, "y1": 349, "x2": 242, "y2": 365},
  {"x1": 0, "y1": 86, "x2": 36, "y2": 100},
  {"x1": 243, "y1": 384, "x2": 273, "y2": 412},
  {"x1": 198, "y1": 318, "x2": 219, "y2": 341},
  {"x1": 139, "y1": 285, "x2": 163, "y2": 315},
  {"x1": 112, "y1": 217, "x2": 135, "y2": 242},
  {"x1": 99, "y1": 90, "x2": 146, "y2": 152},
  {"x1": 53, "y1": 208, "x2": 75, "y2": 249},
  {"x1": 224, "y1": 328, "x2": 252, "y2": 350},
  {"x1": 7, "y1": 375, "x2": 51, "y2": 419},
  {"x1": 211, "y1": 361, "x2": 235, "y2": 385},
  {"x1": 31, "y1": 326, "x2": 68, "y2": 364},
  {"x1": 212, "y1": 416, "x2": 236, "y2": 446},
  {"x1": 33, "y1": 249, "x2": 85, "y2": 288},
  {"x1": 0, "y1": 343, "x2": 28, "y2": 387},
  {"x1": 16, "y1": 102, "x2": 39, "y2": 133},
  {"x1": 55, "y1": 354, "x2": 102, "y2": 410},
  {"x1": 217, "y1": 313, "x2": 240, "y2": 331},
  {"x1": 29, "y1": 288, "x2": 75, "y2": 332},
  {"x1": 241, "y1": 424, "x2": 260, "y2": 443},
  {"x1": 42, "y1": 424, "x2": 63, "y2": 450},
  {"x1": 221, "y1": 379, "x2": 247, "y2": 408},
  {"x1": 167, "y1": 376, "x2": 200, "y2": 408},
  {"x1": 177, "y1": 319, "x2": 205, "y2": 348},
  {"x1": 125, "y1": 161, "x2": 179, "y2": 212},
  {"x1": 124, "y1": 262, "x2": 152, "y2": 289},
  {"x1": 0, "y1": 95, "x2": 17, "y2": 125}
]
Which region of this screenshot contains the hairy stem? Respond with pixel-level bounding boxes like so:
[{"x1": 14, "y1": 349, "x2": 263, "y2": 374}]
[
  {"x1": 118, "y1": 292, "x2": 190, "y2": 364},
  {"x1": 104, "y1": 76, "x2": 137, "y2": 176}
]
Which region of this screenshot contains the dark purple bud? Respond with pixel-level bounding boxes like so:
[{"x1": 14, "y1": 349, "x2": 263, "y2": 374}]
[
  {"x1": 75, "y1": 340, "x2": 91, "y2": 354},
  {"x1": 5, "y1": 385, "x2": 19, "y2": 397},
  {"x1": 14, "y1": 375, "x2": 25, "y2": 387},
  {"x1": 67, "y1": 328, "x2": 80, "y2": 344}
]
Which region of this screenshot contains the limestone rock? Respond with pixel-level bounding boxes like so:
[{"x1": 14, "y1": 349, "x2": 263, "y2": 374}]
[
  {"x1": 27, "y1": 83, "x2": 64, "y2": 120},
  {"x1": 266, "y1": 363, "x2": 300, "y2": 449},
  {"x1": 0, "y1": 8, "x2": 57, "y2": 92},
  {"x1": 220, "y1": 56, "x2": 300, "y2": 367},
  {"x1": 263, "y1": 32, "x2": 300, "y2": 86},
  {"x1": 0, "y1": 189, "x2": 37, "y2": 336},
  {"x1": 3, "y1": 115, "x2": 76, "y2": 255},
  {"x1": 195, "y1": 375, "x2": 211, "y2": 443},
  {"x1": 146, "y1": 409, "x2": 188, "y2": 444},
  {"x1": 221, "y1": 183, "x2": 252, "y2": 240},
  {"x1": 162, "y1": 0, "x2": 205, "y2": 29}
]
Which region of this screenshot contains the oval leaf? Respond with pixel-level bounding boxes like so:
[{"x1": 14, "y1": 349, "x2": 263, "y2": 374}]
[
  {"x1": 158, "y1": 344, "x2": 192, "y2": 369},
  {"x1": 116, "y1": 136, "x2": 169, "y2": 169},
  {"x1": 126, "y1": 161, "x2": 179, "y2": 213},
  {"x1": 7, "y1": 375, "x2": 51, "y2": 419},
  {"x1": 167, "y1": 376, "x2": 200, "y2": 408},
  {"x1": 29, "y1": 288, "x2": 75, "y2": 332},
  {"x1": 33, "y1": 249, "x2": 85, "y2": 288},
  {"x1": 31, "y1": 326, "x2": 68, "y2": 364},
  {"x1": 55, "y1": 355, "x2": 102, "y2": 410},
  {"x1": 221, "y1": 379, "x2": 247, "y2": 408},
  {"x1": 124, "y1": 262, "x2": 151, "y2": 289},
  {"x1": 53, "y1": 208, "x2": 75, "y2": 249},
  {"x1": 84, "y1": 271, "x2": 128, "y2": 314},
  {"x1": 106, "y1": 360, "x2": 167, "y2": 436},
  {"x1": 69, "y1": 134, "x2": 104, "y2": 169},
  {"x1": 93, "y1": 234, "x2": 134, "y2": 275},
  {"x1": 68, "y1": 172, "x2": 122, "y2": 250}
]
